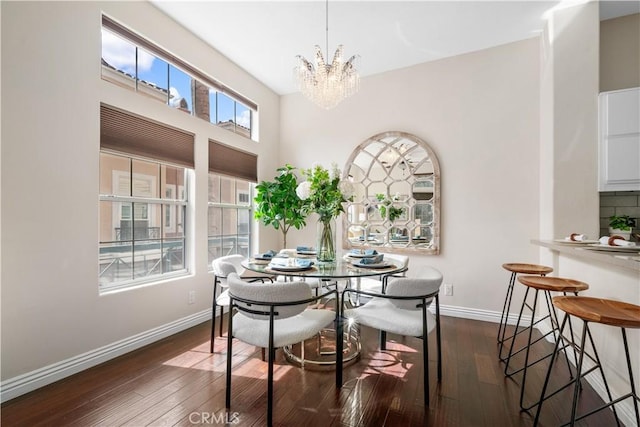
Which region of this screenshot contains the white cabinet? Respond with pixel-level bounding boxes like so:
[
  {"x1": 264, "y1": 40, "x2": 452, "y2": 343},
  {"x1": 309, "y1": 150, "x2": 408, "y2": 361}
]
[{"x1": 598, "y1": 87, "x2": 640, "y2": 191}]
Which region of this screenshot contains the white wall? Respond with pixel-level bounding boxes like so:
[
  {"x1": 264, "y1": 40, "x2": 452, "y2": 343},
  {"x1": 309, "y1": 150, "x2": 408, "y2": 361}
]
[
  {"x1": 540, "y1": 2, "x2": 600, "y2": 240},
  {"x1": 281, "y1": 37, "x2": 541, "y2": 316},
  {"x1": 0, "y1": 1, "x2": 280, "y2": 385}
]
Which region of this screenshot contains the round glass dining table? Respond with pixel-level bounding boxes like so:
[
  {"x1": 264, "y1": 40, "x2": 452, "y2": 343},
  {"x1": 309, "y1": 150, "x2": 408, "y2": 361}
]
[
  {"x1": 241, "y1": 255, "x2": 407, "y2": 280},
  {"x1": 241, "y1": 254, "x2": 408, "y2": 369}
]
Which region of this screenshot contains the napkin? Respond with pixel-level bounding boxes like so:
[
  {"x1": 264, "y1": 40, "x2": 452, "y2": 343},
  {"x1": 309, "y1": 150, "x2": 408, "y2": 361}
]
[
  {"x1": 269, "y1": 257, "x2": 313, "y2": 268},
  {"x1": 296, "y1": 245, "x2": 314, "y2": 252},
  {"x1": 295, "y1": 259, "x2": 313, "y2": 268},
  {"x1": 350, "y1": 249, "x2": 378, "y2": 256},
  {"x1": 565, "y1": 233, "x2": 588, "y2": 242},
  {"x1": 599, "y1": 236, "x2": 635, "y2": 247},
  {"x1": 255, "y1": 249, "x2": 277, "y2": 259},
  {"x1": 358, "y1": 254, "x2": 384, "y2": 264}
]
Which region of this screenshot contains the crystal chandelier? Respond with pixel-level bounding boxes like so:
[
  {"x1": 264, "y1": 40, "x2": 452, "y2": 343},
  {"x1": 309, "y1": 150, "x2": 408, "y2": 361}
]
[{"x1": 293, "y1": 0, "x2": 360, "y2": 109}]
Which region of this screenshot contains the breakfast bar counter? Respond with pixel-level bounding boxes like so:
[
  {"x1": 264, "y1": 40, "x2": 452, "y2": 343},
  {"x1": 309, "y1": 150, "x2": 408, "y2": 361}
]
[
  {"x1": 532, "y1": 239, "x2": 639, "y2": 427},
  {"x1": 532, "y1": 239, "x2": 640, "y2": 272}
]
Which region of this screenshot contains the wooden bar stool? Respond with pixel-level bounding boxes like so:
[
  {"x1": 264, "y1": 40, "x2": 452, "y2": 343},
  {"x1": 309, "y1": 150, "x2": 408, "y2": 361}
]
[
  {"x1": 534, "y1": 296, "x2": 640, "y2": 427},
  {"x1": 498, "y1": 263, "x2": 553, "y2": 358},
  {"x1": 503, "y1": 276, "x2": 588, "y2": 411}
]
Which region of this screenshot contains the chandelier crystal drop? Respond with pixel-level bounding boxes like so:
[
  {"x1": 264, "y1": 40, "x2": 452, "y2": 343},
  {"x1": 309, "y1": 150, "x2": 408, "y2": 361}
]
[{"x1": 293, "y1": 0, "x2": 360, "y2": 109}]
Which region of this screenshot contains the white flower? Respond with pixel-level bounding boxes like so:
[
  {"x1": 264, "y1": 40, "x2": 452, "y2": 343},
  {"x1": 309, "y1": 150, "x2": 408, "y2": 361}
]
[
  {"x1": 339, "y1": 180, "x2": 355, "y2": 199},
  {"x1": 330, "y1": 162, "x2": 340, "y2": 181},
  {"x1": 296, "y1": 181, "x2": 311, "y2": 200}
]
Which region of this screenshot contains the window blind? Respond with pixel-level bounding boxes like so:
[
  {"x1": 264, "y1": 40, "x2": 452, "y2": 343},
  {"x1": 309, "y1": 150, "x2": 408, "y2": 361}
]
[
  {"x1": 209, "y1": 140, "x2": 258, "y2": 182},
  {"x1": 100, "y1": 104, "x2": 194, "y2": 168}
]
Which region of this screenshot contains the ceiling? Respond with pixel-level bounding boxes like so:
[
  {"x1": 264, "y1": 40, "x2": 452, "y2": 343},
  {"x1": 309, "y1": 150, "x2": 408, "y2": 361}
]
[{"x1": 151, "y1": 1, "x2": 640, "y2": 96}]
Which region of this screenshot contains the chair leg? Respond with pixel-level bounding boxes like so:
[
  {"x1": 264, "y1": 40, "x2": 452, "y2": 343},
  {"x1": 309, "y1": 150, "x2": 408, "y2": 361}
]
[
  {"x1": 423, "y1": 303, "x2": 430, "y2": 407},
  {"x1": 379, "y1": 330, "x2": 387, "y2": 350},
  {"x1": 267, "y1": 313, "x2": 275, "y2": 427},
  {"x1": 225, "y1": 304, "x2": 234, "y2": 409},
  {"x1": 210, "y1": 301, "x2": 217, "y2": 353},
  {"x1": 219, "y1": 305, "x2": 224, "y2": 337},
  {"x1": 336, "y1": 306, "x2": 344, "y2": 388},
  {"x1": 211, "y1": 277, "x2": 219, "y2": 353},
  {"x1": 436, "y1": 294, "x2": 442, "y2": 381}
]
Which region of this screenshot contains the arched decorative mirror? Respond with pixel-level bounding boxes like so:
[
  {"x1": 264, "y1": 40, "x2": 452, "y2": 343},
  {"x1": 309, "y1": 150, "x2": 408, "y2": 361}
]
[{"x1": 342, "y1": 131, "x2": 440, "y2": 255}]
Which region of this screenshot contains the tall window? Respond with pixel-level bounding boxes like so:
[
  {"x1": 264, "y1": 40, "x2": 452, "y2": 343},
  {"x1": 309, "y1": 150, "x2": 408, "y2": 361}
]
[
  {"x1": 101, "y1": 15, "x2": 256, "y2": 140},
  {"x1": 208, "y1": 175, "x2": 252, "y2": 265},
  {"x1": 99, "y1": 104, "x2": 194, "y2": 291},
  {"x1": 207, "y1": 139, "x2": 257, "y2": 266},
  {"x1": 99, "y1": 153, "x2": 189, "y2": 290}
]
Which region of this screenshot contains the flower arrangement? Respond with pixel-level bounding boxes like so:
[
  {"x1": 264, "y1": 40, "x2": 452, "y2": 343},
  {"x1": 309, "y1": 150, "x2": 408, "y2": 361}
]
[
  {"x1": 296, "y1": 163, "x2": 354, "y2": 261},
  {"x1": 376, "y1": 193, "x2": 405, "y2": 221},
  {"x1": 296, "y1": 163, "x2": 354, "y2": 221}
]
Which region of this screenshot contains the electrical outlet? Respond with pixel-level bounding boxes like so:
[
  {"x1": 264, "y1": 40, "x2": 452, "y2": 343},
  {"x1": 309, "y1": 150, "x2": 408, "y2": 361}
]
[
  {"x1": 444, "y1": 284, "x2": 453, "y2": 296},
  {"x1": 188, "y1": 290, "x2": 195, "y2": 304}
]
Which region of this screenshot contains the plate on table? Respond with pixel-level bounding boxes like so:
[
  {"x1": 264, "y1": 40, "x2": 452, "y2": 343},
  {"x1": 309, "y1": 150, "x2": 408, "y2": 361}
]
[
  {"x1": 296, "y1": 250, "x2": 317, "y2": 256},
  {"x1": 553, "y1": 239, "x2": 599, "y2": 245},
  {"x1": 254, "y1": 255, "x2": 275, "y2": 261},
  {"x1": 347, "y1": 252, "x2": 377, "y2": 259},
  {"x1": 268, "y1": 264, "x2": 314, "y2": 272},
  {"x1": 352, "y1": 261, "x2": 393, "y2": 269},
  {"x1": 584, "y1": 244, "x2": 640, "y2": 253}
]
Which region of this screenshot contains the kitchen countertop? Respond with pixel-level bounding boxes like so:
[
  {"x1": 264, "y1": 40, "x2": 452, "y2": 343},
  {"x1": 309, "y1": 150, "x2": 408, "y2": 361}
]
[{"x1": 532, "y1": 240, "x2": 640, "y2": 272}]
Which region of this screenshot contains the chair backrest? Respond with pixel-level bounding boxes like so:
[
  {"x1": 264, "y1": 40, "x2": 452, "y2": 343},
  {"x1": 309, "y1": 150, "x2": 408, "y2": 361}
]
[
  {"x1": 380, "y1": 253, "x2": 410, "y2": 272},
  {"x1": 212, "y1": 255, "x2": 246, "y2": 286},
  {"x1": 278, "y1": 248, "x2": 297, "y2": 258},
  {"x1": 228, "y1": 273, "x2": 312, "y2": 320},
  {"x1": 385, "y1": 267, "x2": 443, "y2": 310}
]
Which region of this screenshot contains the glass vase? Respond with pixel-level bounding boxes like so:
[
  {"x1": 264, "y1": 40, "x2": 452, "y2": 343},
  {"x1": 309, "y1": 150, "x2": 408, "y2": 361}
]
[{"x1": 316, "y1": 217, "x2": 337, "y2": 263}]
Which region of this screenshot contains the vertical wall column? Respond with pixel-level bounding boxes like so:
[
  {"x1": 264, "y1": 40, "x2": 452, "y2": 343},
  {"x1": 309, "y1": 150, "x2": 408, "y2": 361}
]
[{"x1": 539, "y1": 2, "x2": 600, "y2": 242}]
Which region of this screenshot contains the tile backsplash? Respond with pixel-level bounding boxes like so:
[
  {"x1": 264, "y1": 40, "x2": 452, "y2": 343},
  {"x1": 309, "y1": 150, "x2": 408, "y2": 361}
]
[{"x1": 599, "y1": 191, "x2": 640, "y2": 240}]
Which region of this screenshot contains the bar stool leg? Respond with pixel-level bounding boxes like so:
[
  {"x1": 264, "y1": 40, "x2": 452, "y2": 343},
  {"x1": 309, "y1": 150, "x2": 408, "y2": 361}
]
[
  {"x1": 519, "y1": 289, "x2": 539, "y2": 408},
  {"x1": 544, "y1": 291, "x2": 575, "y2": 379},
  {"x1": 536, "y1": 318, "x2": 622, "y2": 427},
  {"x1": 534, "y1": 315, "x2": 567, "y2": 426},
  {"x1": 622, "y1": 328, "x2": 640, "y2": 424},
  {"x1": 568, "y1": 323, "x2": 588, "y2": 426},
  {"x1": 497, "y1": 271, "x2": 517, "y2": 349},
  {"x1": 581, "y1": 323, "x2": 620, "y2": 425},
  {"x1": 503, "y1": 287, "x2": 531, "y2": 371}
]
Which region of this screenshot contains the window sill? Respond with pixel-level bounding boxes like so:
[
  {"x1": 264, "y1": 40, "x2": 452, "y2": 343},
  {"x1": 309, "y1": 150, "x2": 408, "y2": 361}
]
[{"x1": 99, "y1": 270, "x2": 190, "y2": 296}]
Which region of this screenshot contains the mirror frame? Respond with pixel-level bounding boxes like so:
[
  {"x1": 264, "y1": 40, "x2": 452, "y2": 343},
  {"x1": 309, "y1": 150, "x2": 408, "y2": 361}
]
[{"x1": 341, "y1": 131, "x2": 440, "y2": 255}]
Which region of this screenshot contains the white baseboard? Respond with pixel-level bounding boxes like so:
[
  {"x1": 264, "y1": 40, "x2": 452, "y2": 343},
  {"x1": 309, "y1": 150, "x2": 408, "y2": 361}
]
[
  {"x1": 435, "y1": 303, "x2": 533, "y2": 326},
  {"x1": 0, "y1": 309, "x2": 212, "y2": 403}
]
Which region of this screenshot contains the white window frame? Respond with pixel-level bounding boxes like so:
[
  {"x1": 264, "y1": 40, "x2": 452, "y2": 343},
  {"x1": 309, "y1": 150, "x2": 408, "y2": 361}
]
[{"x1": 99, "y1": 154, "x2": 190, "y2": 292}]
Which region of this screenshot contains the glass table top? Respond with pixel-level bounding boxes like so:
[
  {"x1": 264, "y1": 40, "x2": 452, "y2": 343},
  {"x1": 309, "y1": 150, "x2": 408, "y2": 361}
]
[{"x1": 242, "y1": 255, "x2": 406, "y2": 279}]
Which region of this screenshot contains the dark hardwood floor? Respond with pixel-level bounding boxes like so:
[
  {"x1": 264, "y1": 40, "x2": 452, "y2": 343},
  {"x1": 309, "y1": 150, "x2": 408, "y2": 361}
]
[{"x1": 2, "y1": 315, "x2": 619, "y2": 426}]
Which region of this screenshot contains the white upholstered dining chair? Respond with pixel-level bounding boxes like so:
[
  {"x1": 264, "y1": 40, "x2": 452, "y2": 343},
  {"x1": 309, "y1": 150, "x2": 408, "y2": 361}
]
[
  {"x1": 351, "y1": 253, "x2": 410, "y2": 302},
  {"x1": 336, "y1": 268, "x2": 443, "y2": 407},
  {"x1": 210, "y1": 254, "x2": 273, "y2": 352},
  {"x1": 224, "y1": 273, "x2": 338, "y2": 426}
]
